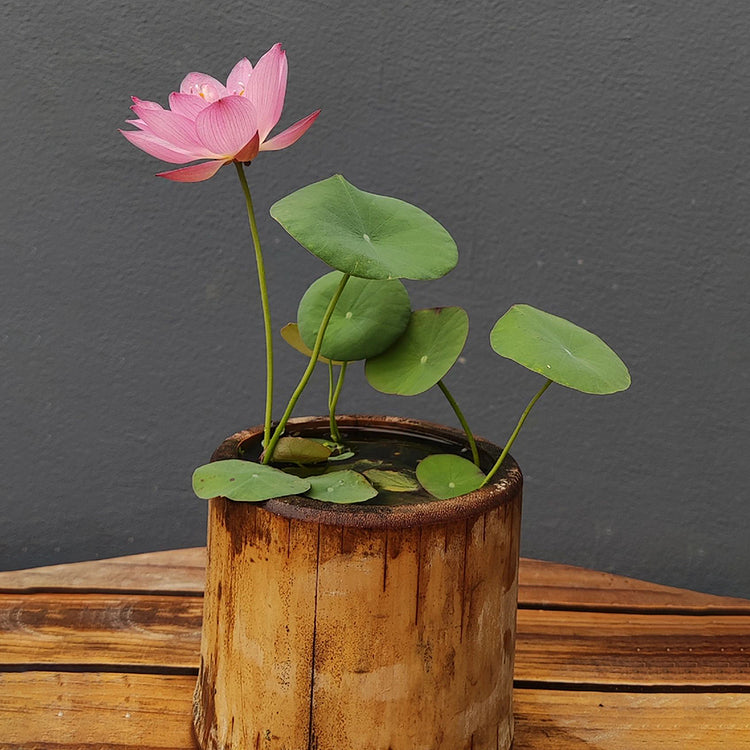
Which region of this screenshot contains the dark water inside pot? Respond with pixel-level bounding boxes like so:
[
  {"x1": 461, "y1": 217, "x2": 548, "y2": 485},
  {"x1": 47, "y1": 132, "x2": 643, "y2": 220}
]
[{"x1": 240, "y1": 425, "x2": 473, "y2": 506}]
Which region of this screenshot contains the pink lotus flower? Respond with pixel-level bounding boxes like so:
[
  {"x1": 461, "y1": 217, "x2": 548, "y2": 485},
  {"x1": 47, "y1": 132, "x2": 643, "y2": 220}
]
[{"x1": 121, "y1": 44, "x2": 320, "y2": 182}]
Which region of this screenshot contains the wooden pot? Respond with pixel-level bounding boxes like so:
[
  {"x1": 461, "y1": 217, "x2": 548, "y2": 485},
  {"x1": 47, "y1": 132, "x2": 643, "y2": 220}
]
[{"x1": 193, "y1": 415, "x2": 523, "y2": 750}]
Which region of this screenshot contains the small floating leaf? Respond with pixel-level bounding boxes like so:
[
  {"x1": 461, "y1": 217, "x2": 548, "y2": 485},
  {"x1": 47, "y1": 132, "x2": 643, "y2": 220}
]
[
  {"x1": 365, "y1": 307, "x2": 469, "y2": 395},
  {"x1": 343, "y1": 458, "x2": 384, "y2": 473},
  {"x1": 280, "y1": 323, "x2": 344, "y2": 365},
  {"x1": 271, "y1": 437, "x2": 333, "y2": 464},
  {"x1": 490, "y1": 304, "x2": 631, "y2": 395},
  {"x1": 270, "y1": 174, "x2": 458, "y2": 280},
  {"x1": 298, "y1": 271, "x2": 411, "y2": 361},
  {"x1": 305, "y1": 470, "x2": 378, "y2": 504},
  {"x1": 364, "y1": 469, "x2": 420, "y2": 492},
  {"x1": 416, "y1": 454, "x2": 486, "y2": 500},
  {"x1": 327, "y1": 450, "x2": 355, "y2": 462},
  {"x1": 192, "y1": 460, "x2": 310, "y2": 502}
]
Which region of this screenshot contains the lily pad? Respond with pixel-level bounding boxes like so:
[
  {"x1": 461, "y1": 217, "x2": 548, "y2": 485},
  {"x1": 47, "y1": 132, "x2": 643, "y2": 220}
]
[
  {"x1": 365, "y1": 307, "x2": 469, "y2": 395},
  {"x1": 270, "y1": 175, "x2": 458, "y2": 280},
  {"x1": 416, "y1": 454, "x2": 486, "y2": 500},
  {"x1": 364, "y1": 469, "x2": 420, "y2": 492},
  {"x1": 490, "y1": 304, "x2": 631, "y2": 395},
  {"x1": 298, "y1": 271, "x2": 411, "y2": 361},
  {"x1": 305, "y1": 470, "x2": 378, "y2": 504},
  {"x1": 192, "y1": 460, "x2": 310, "y2": 502},
  {"x1": 280, "y1": 323, "x2": 345, "y2": 365},
  {"x1": 270, "y1": 437, "x2": 332, "y2": 464}
]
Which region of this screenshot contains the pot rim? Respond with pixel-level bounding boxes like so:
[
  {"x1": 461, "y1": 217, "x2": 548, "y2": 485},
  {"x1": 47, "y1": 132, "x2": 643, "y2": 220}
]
[{"x1": 210, "y1": 414, "x2": 522, "y2": 529}]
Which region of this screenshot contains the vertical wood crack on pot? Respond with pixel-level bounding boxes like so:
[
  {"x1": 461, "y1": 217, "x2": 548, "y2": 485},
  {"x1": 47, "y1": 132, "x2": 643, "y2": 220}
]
[
  {"x1": 382, "y1": 529, "x2": 389, "y2": 593},
  {"x1": 460, "y1": 518, "x2": 470, "y2": 643},
  {"x1": 306, "y1": 523, "x2": 322, "y2": 750},
  {"x1": 415, "y1": 527, "x2": 423, "y2": 627}
]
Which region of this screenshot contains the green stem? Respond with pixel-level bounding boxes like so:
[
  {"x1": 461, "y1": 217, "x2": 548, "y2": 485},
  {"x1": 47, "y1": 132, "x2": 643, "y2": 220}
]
[
  {"x1": 328, "y1": 361, "x2": 348, "y2": 442},
  {"x1": 235, "y1": 162, "x2": 274, "y2": 447},
  {"x1": 481, "y1": 378, "x2": 553, "y2": 486},
  {"x1": 437, "y1": 379, "x2": 480, "y2": 467},
  {"x1": 263, "y1": 273, "x2": 351, "y2": 463},
  {"x1": 327, "y1": 360, "x2": 335, "y2": 414}
]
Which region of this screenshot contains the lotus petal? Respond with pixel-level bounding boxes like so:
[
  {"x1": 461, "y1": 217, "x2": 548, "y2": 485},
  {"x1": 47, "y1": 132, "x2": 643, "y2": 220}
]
[
  {"x1": 245, "y1": 43, "x2": 287, "y2": 141},
  {"x1": 120, "y1": 129, "x2": 197, "y2": 164},
  {"x1": 179, "y1": 72, "x2": 227, "y2": 102},
  {"x1": 168, "y1": 92, "x2": 209, "y2": 119},
  {"x1": 262, "y1": 110, "x2": 321, "y2": 151},
  {"x1": 235, "y1": 132, "x2": 260, "y2": 163},
  {"x1": 226, "y1": 57, "x2": 253, "y2": 95},
  {"x1": 131, "y1": 104, "x2": 207, "y2": 154},
  {"x1": 157, "y1": 159, "x2": 228, "y2": 182},
  {"x1": 195, "y1": 95, "x2": 258, "y2": 156}
]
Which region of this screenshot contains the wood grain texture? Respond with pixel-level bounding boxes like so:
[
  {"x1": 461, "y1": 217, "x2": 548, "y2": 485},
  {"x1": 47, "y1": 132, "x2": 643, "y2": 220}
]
[
  {"x1": 4, "y1": 548, "x2": 748, "y2": 614},
  {"x1": 515, "y1": 609, "x2": 750, "y2": 687},
  {"x1": 2, "y1": 547, "x2": 749, "y2": 749},
  {"x1": 194, "y1": 490, "x2": 521, "y2": 750},
  {"x1": 518, "y1": 558, "x2": 750, "y2": 613},
  {"x1": 0, "y1": 593, "x2": 201, "y2": 668},
  {"x1": 2, "y1": 673, "x2": 749, "y2": 750},
  {"x1": 193, "y1": 503, "x2": 320, "y2": 750},
  {"x1": 2, "y1": 593, "x2": 748, "y2": 687},
  {"x1": 0, "y1": 672, "x2": 198, "y2": 750},
  {"x1": 0, "y1": 548, "x2": 208, "y2": 594},
  {"x1": 513, "y1": 688, "x2": 750, "y2": 748}
]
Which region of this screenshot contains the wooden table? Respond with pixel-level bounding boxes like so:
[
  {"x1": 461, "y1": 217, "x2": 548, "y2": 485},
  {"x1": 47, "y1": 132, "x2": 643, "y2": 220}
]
[{"x1": 0, "y1": 548, "x2": 748, "y2": 748}]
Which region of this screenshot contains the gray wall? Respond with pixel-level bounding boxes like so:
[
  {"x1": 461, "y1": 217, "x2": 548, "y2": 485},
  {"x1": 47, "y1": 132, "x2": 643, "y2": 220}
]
[{"x1": 2, "y1": 1, "x2": 748, "y2": 597}]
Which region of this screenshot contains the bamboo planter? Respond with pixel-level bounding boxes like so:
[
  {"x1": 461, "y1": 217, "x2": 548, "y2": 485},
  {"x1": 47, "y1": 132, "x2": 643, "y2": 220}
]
[{"x1": 193, "y1": 415, "x2": 523, "y2": 750}]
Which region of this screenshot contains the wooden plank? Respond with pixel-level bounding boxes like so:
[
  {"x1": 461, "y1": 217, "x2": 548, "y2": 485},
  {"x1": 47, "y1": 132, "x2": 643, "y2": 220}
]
[
  {"x1": 1, "y1": 673, "x2": 749, "y2": 749},
  {"x1": 0, "y1": 593, "x2": 201, "y2": 669},
  {"x1": 0, "y1": 672, "x2": 198, "y2": 749},
  {"x1": 2, "y1": 592, "x2": 748, "y2": 687},
  {"x1": 3, "y1": 548, "x2": 748, "y2": 613},
  {"x1": 515, "y1": 608, "x2": 750, "y2": 687},
  {"x1": 0, "y1": 548, "x2": 207, "y2": 594},
  {"x1": 519, "y1": 558, "x2": 750, "y2": 613},
  {"x1": 513, "y1": 688, "x2": 750, "y2": 749}
]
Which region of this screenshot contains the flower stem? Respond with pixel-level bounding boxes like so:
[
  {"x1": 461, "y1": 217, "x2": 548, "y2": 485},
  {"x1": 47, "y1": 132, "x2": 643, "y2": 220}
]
[
  {"x1": 263, "y1": 273, "x2": 351, "y2": 463},
  {"x1": 437, "y1": 379, "x2": 479, "y2": 467},
  {"x1": 235, "y1": 162, "x2": 273, "y2": 447},
  {"x1": 328, "y1": 361, "x2": 348, "y2": 442},
  {"x1": 481, "y1": 378, "x2": 553, "y2": 486}
]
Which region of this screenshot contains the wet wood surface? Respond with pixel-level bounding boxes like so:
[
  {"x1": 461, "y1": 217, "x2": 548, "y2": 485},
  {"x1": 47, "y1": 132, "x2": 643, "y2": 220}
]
[{"x1": 1, "y1": 548, "x2": 748, "y2": 748}]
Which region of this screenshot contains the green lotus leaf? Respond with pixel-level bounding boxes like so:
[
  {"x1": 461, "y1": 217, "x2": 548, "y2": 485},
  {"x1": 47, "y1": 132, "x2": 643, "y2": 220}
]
[
  {"x1": 270, "y1": 175, "x2": 458, "y2": 280},
  {"x1": 192, "y1": 460, "x2": 310, "y2": 502},
  {"x1": 416, "y1": 454, "x2": 486, "y2": 500},
  {"x1": 270, "y1": 437, "x2": 333, "y2": 464},
  {"x1": 363, "y1": 469, "x2": 420, "y2": 493},
  {"x1": 298, "y1": 271, "x2": 411, "y2": 361},
  {"x1": 365, "y1": 307, "x2": 469, "y2": 395},
  {"x1": 280, "y1": 323, "x2": 345, "y2": 365},
  {"x1": 490, "y1": 304, "x2": 631, "y2": 395},
  {"x1": 305, "y1": 470, "x2": 378, "y2": 504}
]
